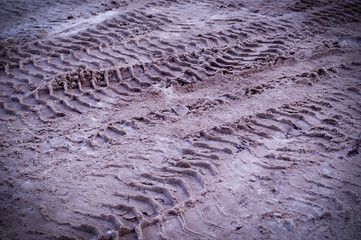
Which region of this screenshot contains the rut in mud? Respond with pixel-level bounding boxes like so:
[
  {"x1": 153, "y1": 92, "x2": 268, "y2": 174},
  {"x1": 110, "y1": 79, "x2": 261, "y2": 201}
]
[{"x1": 0, "y1": 0, "x2": 360, "y2": 239}]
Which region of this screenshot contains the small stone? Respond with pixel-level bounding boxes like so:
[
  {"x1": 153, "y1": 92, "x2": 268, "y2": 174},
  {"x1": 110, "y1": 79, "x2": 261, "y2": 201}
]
[
  {"x1": 171, "y1": 105, "x2": 188, "y2": 116},
  {"x1": 320, "y1": 211, "x2": 331, "y2": 220},
  {"x1": 71, "y1": 81, "x2": 77, "y2": 88},
  {"x1": 249, "y1": 175, "x2": 257, "y2": 182},
  {"x1": 283, "y1": 219, "x2": 295, "y2": 232}
]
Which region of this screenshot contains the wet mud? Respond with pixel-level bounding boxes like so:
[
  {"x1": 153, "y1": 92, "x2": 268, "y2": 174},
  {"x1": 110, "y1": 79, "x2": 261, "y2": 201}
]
[{"x1": 0, "y1": 0, "x2": 360, "y2": 239}]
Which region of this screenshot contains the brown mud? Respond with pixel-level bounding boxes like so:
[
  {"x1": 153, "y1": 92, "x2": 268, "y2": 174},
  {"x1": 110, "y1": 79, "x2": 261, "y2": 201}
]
[{"x1": 0, "y1": 0, "x2": 360, "y2": 239}]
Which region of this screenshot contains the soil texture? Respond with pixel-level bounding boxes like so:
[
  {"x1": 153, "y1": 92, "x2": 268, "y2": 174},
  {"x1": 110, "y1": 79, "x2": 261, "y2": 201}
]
[{"x1": 0, "y1": 0, "x2": 361, "y2": 239}]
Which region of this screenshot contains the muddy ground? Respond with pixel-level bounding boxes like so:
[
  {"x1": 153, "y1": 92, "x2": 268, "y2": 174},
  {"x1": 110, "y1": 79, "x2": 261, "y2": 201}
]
[{"x1": 0, "y1": 0, "x2": 360, "y2": 239}]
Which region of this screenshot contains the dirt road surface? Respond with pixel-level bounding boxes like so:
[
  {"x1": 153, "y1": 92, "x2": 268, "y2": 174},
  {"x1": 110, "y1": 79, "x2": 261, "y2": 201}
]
[{"x1": 0, "y1": 0, "x2": 360, "y2": 239}]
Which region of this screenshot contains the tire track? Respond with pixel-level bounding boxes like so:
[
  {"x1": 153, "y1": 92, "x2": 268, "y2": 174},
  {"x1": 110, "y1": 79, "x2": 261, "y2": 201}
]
[
  {"x1": 1, "y1": 1, "x2": 361, "y2": 239},
  {"x1": 302, "y1": 1, "x2": 361, "y2": 29},
  {"x1": 17, "y1": 68, "x2": 360, "y2": 239},
  {"x1": 177, "y1": 91, "x2": 361, "y2": 238},
  {"x1": 1, "y1": 1, "x2": 300, "y2": 123}
]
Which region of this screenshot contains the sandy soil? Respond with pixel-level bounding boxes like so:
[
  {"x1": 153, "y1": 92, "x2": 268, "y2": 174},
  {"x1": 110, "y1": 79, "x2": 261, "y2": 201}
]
[{"x1": 0, "y1": 0, "x2": 360, "y2": 239}]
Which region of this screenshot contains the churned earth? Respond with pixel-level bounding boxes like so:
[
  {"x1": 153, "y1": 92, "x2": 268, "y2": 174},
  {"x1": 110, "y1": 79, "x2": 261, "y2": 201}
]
[{"x1": 0, "y1": 0, "x2": 360, "y2": 239}]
